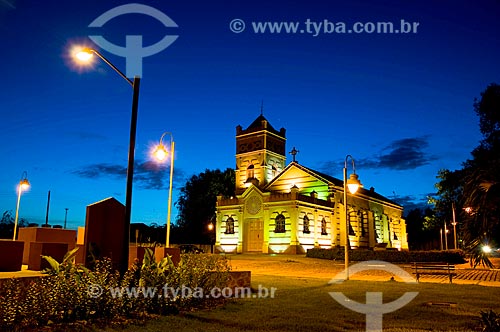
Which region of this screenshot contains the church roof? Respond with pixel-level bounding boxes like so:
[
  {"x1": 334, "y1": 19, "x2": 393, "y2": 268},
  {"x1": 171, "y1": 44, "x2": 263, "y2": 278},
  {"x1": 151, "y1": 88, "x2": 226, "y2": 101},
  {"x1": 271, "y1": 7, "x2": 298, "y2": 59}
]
[
  {"x1": 266, "y1": 161, "x2": 401, "y2": 208},
  {"x1": 237, "y1": 114, "x2": 285, "y2": 137}
]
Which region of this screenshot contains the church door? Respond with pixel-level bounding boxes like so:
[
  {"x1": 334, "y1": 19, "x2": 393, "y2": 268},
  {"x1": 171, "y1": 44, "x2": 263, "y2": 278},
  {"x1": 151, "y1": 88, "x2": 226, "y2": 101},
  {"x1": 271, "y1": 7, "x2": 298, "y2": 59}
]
[{"x1": 246, "y1": 219, "x2": 263, "y2": 252}]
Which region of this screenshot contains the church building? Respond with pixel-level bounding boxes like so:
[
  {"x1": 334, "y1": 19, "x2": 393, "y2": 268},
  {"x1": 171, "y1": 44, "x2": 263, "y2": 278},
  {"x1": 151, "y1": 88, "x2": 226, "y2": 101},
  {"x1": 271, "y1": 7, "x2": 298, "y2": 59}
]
[{"x1": 215, "y1": 115, "x2": 408, "y2": 254}]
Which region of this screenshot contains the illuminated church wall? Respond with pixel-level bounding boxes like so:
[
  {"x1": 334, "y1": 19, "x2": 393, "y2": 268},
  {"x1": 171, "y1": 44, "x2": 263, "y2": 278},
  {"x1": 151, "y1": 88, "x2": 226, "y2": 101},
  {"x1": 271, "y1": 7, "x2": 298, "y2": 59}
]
[{"x1": 215, "y1": 115, "x2": 408, "y2": 254}]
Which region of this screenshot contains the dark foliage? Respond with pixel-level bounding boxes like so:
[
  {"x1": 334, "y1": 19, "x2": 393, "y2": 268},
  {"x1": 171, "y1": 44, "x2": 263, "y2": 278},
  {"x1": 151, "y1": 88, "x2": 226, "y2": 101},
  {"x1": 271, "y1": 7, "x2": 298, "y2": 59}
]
[
  {"x1": 306, "y1": 247, "x2": 467, "y2": 264},
  {"x1": 175, "y1": 168, "x2": 235, "y2": 243},
  {"x1": 432, "y1": 83, "x2": 500, "y2": 267}
]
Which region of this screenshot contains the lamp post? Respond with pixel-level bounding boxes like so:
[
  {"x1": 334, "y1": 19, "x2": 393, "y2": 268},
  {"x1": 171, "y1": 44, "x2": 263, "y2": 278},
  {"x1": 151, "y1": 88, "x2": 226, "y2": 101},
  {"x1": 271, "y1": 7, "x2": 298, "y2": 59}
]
[
  {"x1": 152, "y1": 132, "x2": 175, "y2": 248},
  {"x1": 343, "y1": 155, "x2": 362, "y2": 280},
  {"x1": 208, "y1": 221, "x2": 215, "y2": 253},
  {"x1": 13, "y1": 171, "x2": 30, "y2": 240},
  {"x1": 451, "y1": 202, "x2": 458, "y2": 249},
  {"x1": 444, "y1": 223, "x2": 449, "y2": 250},
  {"x1": 75, "y1": 48, "x2": 140, "y2": 275},
  {"x1": 64, "y1": 208, "x2": 69, "y2": 229}
]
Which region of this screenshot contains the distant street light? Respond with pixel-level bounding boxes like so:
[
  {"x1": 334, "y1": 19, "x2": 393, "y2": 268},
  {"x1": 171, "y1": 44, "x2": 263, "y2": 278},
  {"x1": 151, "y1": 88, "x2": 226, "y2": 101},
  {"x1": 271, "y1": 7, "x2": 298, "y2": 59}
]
[
  {"x1": 444, "y1": 223, "x2": 449, "y2": 250},
  {"x1": 343, "y1": 155, "x2": 362, "y2": 280},
  {"x1": 152, "y1": 132, "x2": 175, "y2": 248},
  {"x1": 74, "y1": 47, "x2": 140, "y2": 275},
  {"x1": 13, "y1": 171, "x2": 30, "y2": 240}
]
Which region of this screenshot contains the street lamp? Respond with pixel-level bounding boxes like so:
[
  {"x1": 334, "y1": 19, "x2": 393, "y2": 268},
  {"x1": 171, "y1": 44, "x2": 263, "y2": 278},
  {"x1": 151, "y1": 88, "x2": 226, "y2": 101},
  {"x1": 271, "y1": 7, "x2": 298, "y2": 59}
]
[
  {"x1": 74, "y1": 47, "x2": 140, "y2": 275},
  {"x1": 152, "y1": 132, "x2": 175, "y2": 248},
  {"x1": 13, "y1": 171, "x2": 30, "y2": 240},
  {"x1": 444, "y1": 223, "x2": 449, "y2": 250},
  {"x1": 451, "y1": 202, "x2": 458, "y2": 249},
  {"x1": 208, "y1": 221, "x2": 215, "y2": 253},
  {"x1": 343, "y1": 155, "x2": 362, "y2": 280}
]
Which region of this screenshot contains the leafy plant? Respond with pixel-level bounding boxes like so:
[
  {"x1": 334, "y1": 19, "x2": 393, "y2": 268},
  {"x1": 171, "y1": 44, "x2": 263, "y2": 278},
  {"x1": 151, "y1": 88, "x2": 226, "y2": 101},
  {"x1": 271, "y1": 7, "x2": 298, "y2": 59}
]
[{"x1": 480, "y1": 310, "x2": 500, "y2": 332}]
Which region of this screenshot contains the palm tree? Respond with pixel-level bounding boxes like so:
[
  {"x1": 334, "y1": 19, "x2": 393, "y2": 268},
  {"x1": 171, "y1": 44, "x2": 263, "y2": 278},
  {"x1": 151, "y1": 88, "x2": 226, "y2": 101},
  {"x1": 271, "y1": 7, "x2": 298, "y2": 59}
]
[{"x1": 461, "y1": 166, "x2": 500, "y2": 268}]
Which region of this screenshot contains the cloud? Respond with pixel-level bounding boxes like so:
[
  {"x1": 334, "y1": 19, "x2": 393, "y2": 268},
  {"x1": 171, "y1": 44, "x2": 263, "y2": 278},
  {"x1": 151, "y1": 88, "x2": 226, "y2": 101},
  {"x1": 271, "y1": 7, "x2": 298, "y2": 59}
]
[
  {"x1": 321, "y1": 136, "x2": 437, "y2": 172},
  {"x1": 364, "y1": 137, "x2": 437, "y2": 170},
  {"x1": 391, "y1": 194, "x2": 431, "y2": 214},
  {"x1": 72, "y1": 160, "x2": 186, "y2": 190}
]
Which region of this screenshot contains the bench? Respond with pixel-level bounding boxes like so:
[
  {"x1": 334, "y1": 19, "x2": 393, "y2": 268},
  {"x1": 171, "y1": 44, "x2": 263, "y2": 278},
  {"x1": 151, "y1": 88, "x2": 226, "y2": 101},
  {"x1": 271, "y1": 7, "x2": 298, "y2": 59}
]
[{"x1": 412, "y1": 262, "x2": 456, "y2": 283}]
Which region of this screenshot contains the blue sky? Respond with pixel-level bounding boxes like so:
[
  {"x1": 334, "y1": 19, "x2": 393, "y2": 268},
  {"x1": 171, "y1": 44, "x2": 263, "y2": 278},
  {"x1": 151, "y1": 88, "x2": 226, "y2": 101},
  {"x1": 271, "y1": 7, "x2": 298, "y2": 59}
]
[{"x1": 0, "y1": 0, "x2": 499, "y2": 230}]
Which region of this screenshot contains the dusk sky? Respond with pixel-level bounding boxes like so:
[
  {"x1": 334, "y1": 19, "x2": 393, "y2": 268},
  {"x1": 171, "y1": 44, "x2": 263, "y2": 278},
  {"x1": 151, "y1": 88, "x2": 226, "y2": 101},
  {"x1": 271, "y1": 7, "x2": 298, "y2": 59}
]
[{"x1": 1, "y1": 0, "x2": 499, "y2": 230}]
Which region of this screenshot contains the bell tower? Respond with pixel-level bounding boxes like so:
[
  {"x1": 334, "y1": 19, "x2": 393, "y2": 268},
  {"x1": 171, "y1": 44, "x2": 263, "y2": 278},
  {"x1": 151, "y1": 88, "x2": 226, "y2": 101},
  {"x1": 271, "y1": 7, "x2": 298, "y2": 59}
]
[{"x1": 235, "y1": 115, "x2": 286, "y2": 193}]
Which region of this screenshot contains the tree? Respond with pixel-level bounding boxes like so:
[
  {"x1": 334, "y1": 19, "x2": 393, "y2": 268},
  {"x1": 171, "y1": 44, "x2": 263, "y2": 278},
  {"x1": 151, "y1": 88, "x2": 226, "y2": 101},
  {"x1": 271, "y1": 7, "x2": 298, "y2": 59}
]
[
  {"x1": 405, "y1": 208, "x2": 436, "y2": 250},
  {"x1": 433, "y1": 84, "x2": 500, "y2": 267},
  {"x1": 175, "y1": 168, "x2": 235, "y2": 243},
  {"x1": 0, "y1": 210, "x2": 29, "y2": 239},
  {"x1": 0, "y1": 210, "x2": 14, "y2": 239},
  {"x1": 461, "y1": 84, "x2": 500, "y2": 267},
  {"x1": 428, "y1": 169, "x2": 464, "y2": 230}
]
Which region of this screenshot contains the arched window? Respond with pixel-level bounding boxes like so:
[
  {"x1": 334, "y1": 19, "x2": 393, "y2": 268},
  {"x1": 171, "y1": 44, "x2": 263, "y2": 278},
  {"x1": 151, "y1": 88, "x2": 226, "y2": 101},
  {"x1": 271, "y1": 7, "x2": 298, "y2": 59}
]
[
  {"x1": 247, "y1": 164, "x2": 254, "y2": 179},
  {"x1": 348, "y1": 212, "x2": 356, "y2": 236},
  {"x1": 360, "y1": 211, "x2": 367, "y2": 237},
  {"x1": 374, "y1": 214, "x2": 380, "y2": 240},
  {"x1": 321, "y1": 218, "x2": 328, "y2": 235},
  {"x1": 275, "y1": 214, "x2": 286, "y2": 233},
  {"x1": 303, "y1": 215, "x2": 310, "y2": 234},
  {"x1": 225, "y1": 217, "x2": 235, "y2": 234}
]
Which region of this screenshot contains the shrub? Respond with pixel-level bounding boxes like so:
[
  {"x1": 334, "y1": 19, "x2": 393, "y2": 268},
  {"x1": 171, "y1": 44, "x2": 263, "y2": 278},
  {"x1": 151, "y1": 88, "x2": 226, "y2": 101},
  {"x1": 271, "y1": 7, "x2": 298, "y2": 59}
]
[
  {"x1": 306, "y1": 247, "x2": 467, "y2": 264},
  {"x1": 0, "y1": 248, "x2": 231, "y2": 331}
]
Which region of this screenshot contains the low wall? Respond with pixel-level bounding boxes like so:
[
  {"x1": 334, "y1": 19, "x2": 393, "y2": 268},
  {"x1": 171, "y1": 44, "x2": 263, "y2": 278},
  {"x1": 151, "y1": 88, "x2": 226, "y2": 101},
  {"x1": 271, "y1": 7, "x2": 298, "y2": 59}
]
[
  {"x1": 225, "y1": 271, "x2": 252, "y2": 289},
  {"x1": 0, "y1": 240, "x2": 24, "y2": 272}
]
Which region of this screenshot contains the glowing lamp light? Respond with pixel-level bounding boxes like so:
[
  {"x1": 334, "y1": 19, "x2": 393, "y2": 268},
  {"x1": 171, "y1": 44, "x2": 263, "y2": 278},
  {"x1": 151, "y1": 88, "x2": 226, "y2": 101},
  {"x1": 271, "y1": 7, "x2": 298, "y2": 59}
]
[
  {"x1": 346, "y1": 173, "x2": 362, "y2": 194},
  {"x1": 75, "y1": 50, "x2": 93, "y2": 62},
  {"x1": 482, "y1": 245, "x2": 492, "y2": 254},
  {"x1": 19, "y1": 178, "x2": 30, "y2": 191},
  {"x1": 153, "y1": 144, "x2": 168, "y2": 162},
  {"x1": 208, "y1": 222, "x2": 214, "y2": 231}
]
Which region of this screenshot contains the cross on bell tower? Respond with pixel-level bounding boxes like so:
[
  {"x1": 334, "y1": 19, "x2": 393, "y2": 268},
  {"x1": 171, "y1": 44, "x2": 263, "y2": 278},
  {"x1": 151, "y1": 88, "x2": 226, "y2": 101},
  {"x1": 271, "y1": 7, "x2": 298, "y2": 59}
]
[{"x1": 289, "y1": 147, "x2": 299, "y2": 163}]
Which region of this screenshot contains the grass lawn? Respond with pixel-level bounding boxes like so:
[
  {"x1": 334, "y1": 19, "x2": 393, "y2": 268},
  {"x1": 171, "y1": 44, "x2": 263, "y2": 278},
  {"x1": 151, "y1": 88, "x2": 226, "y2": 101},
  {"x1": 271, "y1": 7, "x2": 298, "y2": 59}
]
[{"x1": 116, "y1": 274, "x2": 500, "y2": 332}]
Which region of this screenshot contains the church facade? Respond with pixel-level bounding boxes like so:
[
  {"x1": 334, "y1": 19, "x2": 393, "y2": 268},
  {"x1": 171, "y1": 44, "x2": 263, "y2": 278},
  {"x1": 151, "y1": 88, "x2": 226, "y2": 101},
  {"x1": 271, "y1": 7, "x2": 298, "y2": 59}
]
[{"x1": 215, "y1": 115, "x2": 408, "y2": 254}]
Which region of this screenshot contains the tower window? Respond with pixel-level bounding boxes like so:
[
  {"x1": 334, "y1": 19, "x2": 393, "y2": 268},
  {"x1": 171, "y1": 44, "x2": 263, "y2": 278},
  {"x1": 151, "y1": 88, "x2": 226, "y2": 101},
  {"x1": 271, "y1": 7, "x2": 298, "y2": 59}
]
[
  {"x1": 225, "y1": 217, "x2": 235, "y2": 234},
  {"x1": 275, "y1": 214, "x2": 286, "y2": 233},
  {"x1": 247, "y1": 164, "x2": 255, "y2": 179},
  {"x1": 303, "y1": 215, "x2": 310, "y2": 234},
  {"x1": 271, "y1": 164, "x2": 278, "y2": 178}
]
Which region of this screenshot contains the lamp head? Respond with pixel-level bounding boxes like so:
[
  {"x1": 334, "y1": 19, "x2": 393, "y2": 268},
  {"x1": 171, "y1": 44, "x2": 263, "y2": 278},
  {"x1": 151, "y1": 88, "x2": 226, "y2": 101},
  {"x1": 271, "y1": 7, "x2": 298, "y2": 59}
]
[
  {"x1": 153, "y1": 144, "x2": 168, "y2": 162},
  {"x1": 74, "y1": 48, "x2": 94, "y2": 62},
  {"x1": 207, "y1": 222, "x2": 214, "y2": 231},
  {"x1": 20, "y1": 179, "x2": 30, "y2": 191},
  {"x1": 347, "y1": 173, "x2": 362, "y2": 194}
]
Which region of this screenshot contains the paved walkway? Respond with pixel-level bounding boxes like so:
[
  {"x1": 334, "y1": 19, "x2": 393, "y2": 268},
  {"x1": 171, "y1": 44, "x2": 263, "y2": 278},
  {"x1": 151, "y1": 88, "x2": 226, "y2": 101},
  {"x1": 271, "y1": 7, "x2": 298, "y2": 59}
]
[
  {"x1": 227, "y1": 254, "x2": 500, "y2": 287},
  {"x1": 2, "y1": 256, "x2": 499, "y2": 287}
]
